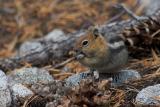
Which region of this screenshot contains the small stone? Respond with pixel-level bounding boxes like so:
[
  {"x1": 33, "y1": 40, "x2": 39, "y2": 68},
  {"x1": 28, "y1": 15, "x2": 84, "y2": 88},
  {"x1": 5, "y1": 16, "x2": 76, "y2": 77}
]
[
  {"x1": 31, "y1": 84, "x2": 50, "y2": 97},
  {"x1": 44, "y1": 29, "x2": 67, "y2": 42},
  {"x1": 0, "y1": 70, "x2": 11, "y2": 107},
  {"x1": 10, "y1": 83, "x2": 33, "y2": 105},
  {"x1": 65, "y1": 71, "x2": 91, "y2": 87},
  {"x1": 112, "y1": 70, "x2": 141, "y2": 84},
  {"x1": 98, "y1": 69, "x2": 141, "y2": 86},
  {"x1": 8, "y1": 67, "x2": 54, "y2": 85},
  {"x1": 136, "y1": 84, "x2": 160, "y2": 106},
  {"x1": 65, "y1": 69, "x2": 140, "y2": 87},
  {"x1": 19, "y1": 41, "x2": 44, "y2": 56}
]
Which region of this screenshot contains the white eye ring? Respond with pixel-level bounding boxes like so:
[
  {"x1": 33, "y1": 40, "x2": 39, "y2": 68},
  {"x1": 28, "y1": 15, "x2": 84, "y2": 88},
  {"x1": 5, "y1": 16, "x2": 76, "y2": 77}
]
[{"x1": 82, "y1": 40, "x2": 89, "y2": 47}]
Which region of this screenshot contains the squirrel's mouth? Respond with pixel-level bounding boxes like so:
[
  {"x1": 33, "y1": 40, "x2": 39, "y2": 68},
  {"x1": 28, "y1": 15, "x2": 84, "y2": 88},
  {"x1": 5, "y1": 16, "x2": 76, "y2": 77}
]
[
  {"x1": 75, "y1": 51, "x2": 86, "y2": 60},
  {"x1": 75, "y1": 51, "x2": 94, "y2": 60},
  {"x1": 74, "y1": 49, "x2": 92, "y2": 60}
]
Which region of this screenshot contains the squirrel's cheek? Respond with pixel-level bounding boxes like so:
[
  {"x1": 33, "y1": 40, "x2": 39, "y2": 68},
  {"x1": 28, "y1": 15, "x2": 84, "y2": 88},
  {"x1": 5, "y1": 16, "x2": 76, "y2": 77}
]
[{"x1": 79, "y1": 57, "x2": 92, "y2": 67}]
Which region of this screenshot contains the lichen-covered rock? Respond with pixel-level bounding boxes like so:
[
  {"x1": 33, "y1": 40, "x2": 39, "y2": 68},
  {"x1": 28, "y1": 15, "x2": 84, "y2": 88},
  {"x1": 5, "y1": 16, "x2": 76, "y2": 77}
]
[
  {"x1": 65, "y1": 71, "x2": 91, "y2": 87},
  {"x1": 110, "y1": 70, "x2": 141, "y2": 84},
  {"x1": 65, "y1": 69, "x2": 140, "y2": 87},
  {"x1": 8, "y1": 67, "x2": 54, "y2": 85},
  {"x1": 19, "y1": 41, "x2": 45, "y2": 56},
  {"x1": 44, "y1": 29, "x2": 67, "y2": 42},
  {"x1": 10, "y1": 83, "x2": 33, "y2": 106},
  {"x1": 136, "y1": 84, "x2": 160, "y2": 106},
  {"x1": 0, "y1": 70, "x2": 11, "y2": 107}
]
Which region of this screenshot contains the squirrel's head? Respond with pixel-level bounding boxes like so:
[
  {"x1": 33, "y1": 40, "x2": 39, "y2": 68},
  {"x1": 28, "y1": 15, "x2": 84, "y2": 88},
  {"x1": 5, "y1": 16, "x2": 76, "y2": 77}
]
[{"x1": 74, "y1": 26, "x2": 109, "y2": 67}]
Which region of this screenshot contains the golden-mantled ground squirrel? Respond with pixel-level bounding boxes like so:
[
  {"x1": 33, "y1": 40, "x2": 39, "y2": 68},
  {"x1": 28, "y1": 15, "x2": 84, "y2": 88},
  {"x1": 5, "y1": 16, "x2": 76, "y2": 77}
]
[{"x1": 74, "y1": 26, "x2": 128, "y2": 74}]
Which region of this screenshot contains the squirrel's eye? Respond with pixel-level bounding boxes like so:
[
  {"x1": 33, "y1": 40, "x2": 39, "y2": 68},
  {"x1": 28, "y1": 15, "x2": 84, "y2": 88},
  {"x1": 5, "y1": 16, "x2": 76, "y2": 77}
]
[{"x1": 82, "y1": 40, "x2": 89, "y2": 47}]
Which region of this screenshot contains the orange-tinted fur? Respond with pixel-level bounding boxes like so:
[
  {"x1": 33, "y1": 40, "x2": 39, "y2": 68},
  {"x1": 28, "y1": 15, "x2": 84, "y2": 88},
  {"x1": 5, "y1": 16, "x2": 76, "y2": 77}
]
[
  {"x1": 75, "y1": 29, "x2": 109, "y2": 68},
  {"x1": 74, "y1": 27, "x2": 128, "y2": 73}
]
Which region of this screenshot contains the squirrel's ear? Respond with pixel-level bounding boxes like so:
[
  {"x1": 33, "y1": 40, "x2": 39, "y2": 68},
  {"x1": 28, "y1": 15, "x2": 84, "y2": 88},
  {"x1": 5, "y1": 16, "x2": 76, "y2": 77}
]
[
  {"x1": 88, "y1": 26, "x2": 100, "y2": 38},
  {"x1": 92, "y1": 28, "x2": 99, "y2": 38}
]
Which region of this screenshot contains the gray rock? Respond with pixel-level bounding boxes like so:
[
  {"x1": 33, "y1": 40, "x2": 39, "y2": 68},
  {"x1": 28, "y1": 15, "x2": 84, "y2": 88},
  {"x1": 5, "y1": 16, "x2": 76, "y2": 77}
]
[
  {"x1": 18, "y1": 29, "x2": 66, "y2": 57},
  {"x1": 98, "y1": 69, "x2": 141, "y2": 86},
  {"x1": 8, "y1": 67, "x2": 54, "y2": 85},
  {"x1": 136, "y1": 84, "x2": 160, "y2": 106},
  {"x1": 10, "y1": 83, "x2": 33, "y2": 106},
  {"x1": 44, "y1": 29, "x2": 67, "y2": 42},
  {"x1": 19, "y1": 41, "x2": 44, "y2": 56},
  {"x1": 0, "y1": 70, "x2": 11, "y2": 107},
  {"x1": 65, "y1": 71, "x2": 91, "y2": 87},
  {"x1": 111, "y1": 70, "x2": 141, "y2": 84},
  {"x1": 65, "y1": 70, "x2": 141, "y2": 87}
]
